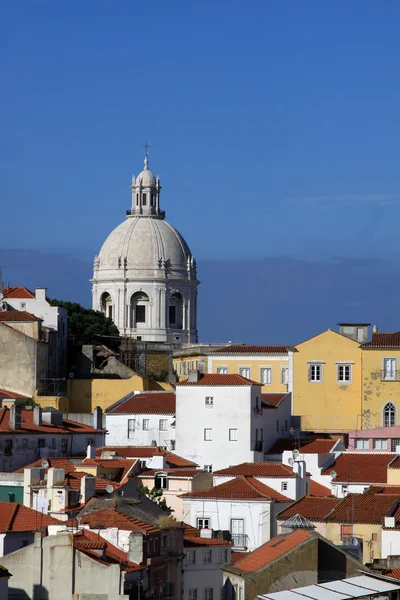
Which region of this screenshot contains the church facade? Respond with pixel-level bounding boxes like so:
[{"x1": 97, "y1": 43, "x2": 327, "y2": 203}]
[{"x1": 91, "y1": 151, "x2": 199, "y2": 344}]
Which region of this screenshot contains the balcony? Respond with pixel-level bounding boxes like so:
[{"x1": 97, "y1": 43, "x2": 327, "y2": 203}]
[
  {"x1": 380, "y1": 370, "x2": 400, "y2": 382},
  {"x1": 231, "y1": 533, "x2": 248, "y2": 550}
]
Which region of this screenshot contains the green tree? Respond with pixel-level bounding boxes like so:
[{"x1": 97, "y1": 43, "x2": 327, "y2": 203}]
[{"x1": 137, "y1": 484, "x2": 171, "y2": 512}]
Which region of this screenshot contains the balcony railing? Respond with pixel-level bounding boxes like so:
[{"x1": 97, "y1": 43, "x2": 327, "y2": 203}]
[
  {"x1": 380, "y1": 370, "x2": 400, "y2": 381},
  {"x1": 231, "y1": 533, "x2": 248, "y2": 550}
]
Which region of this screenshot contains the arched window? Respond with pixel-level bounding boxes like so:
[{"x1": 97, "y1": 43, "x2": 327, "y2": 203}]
[
  {"x1": 130, "y1": 292, "x2": 149, "y2": 328},
  {"x1": 384, "y1": 402, "x2": 396, "y2": 427},
  {"x1": 169, "y1": 292, "x2": 183, "y2": 329},
  {"x1": 100, "y1": 292, "x2": 113, "y2": 319}
]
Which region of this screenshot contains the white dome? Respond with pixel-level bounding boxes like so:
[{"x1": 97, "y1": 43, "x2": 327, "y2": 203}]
[
  {"x1": 97, "y1": 216, "x2": 192, "y2": 279},
  {"x1": 136, "y1": 168, "x2": 155, "y2": 187}
]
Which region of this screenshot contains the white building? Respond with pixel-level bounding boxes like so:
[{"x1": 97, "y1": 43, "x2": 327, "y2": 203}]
[
  {"x1": 175, "y1": 373, "x2": 292, "y2": 472},
  {"x1": 180, "y1": 475, "x2": 292, "y2": 552},
  {"x1": 105, "y1": 390, "x2": 176, "y2": 449},
  {"x1": 91, "y1": 149, "x2": 199, "y2": 343},
  {"x1": 2, "y1": 286, "x2": 68, "y2": 380},
  {"x1": 281, "y1": 438, "x2": 345, "y2": 486}
]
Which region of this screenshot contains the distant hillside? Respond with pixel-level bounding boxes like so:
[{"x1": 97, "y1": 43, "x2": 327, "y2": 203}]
[{"x1": 1, "y1": 247, "x2": 399, "y2": 344}]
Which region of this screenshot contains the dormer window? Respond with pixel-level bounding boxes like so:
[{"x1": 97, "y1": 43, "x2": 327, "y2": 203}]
[{"x1": 155, "y1": 472, "x2": 168, "y2": 490}]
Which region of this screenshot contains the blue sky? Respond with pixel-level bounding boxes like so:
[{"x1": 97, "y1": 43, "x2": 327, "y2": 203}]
[{"x1": 1, "y1": 1, "x2": 400, "y2": 265}]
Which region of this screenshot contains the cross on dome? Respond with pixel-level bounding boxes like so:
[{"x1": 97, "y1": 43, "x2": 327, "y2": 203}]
[{"x1": 143, "y1": 142, "x2": 151, "y2": 170}]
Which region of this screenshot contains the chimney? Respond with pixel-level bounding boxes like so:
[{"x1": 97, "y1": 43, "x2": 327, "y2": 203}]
[
  {"x1": 80, "y1": 474, "x2": 96, "y2": 504},
  {"x1": 373, "y1": 325, "x2": 379, "y2": 333},
  {"x1": 148, "y1": 454, "x2": 167, "y2": 469},
  {"x1": 188, "y1": 370, "x2": 200, "y2": 383},
  {"x1": 35, "y1": 288, "x2": 47, "y2": 301},
  {"x1": 9, "y1": 404, "x2": 22, "y2": 430},
  {"x1": 92, "y1": 406, "x2": 103, "y2": 430},
  {"x1": 86, "y1": 443, "x2": 96, "y2": 459},
  {"x1": 33, "y1": 406, "x2": 42, "y2": 426},
  {"x1": 292, "y1": 460, "x2": 307, "y2": 499},
  {"x1": 47, "y1": 468, "x2": 65, "y2": 488},
  {"x1": 23, "y1": 467, "x2": 43, "y2": 507}
]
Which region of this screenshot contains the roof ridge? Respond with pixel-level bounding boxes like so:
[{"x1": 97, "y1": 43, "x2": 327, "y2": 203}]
[{"x1": 6, "y1": 503, "x2": 19, "y2": 531}]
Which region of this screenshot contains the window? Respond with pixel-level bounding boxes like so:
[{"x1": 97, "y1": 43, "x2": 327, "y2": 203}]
[
  {"x1": 8, "y1": 492, "x2": 15, "y2": 502},
  {"x1": 342, "y1": 485, "x2": 348, "y2": 496},
  {"x1": 4, "y1": 440, "x2": 12, "y2": 456},
  {"x1": 204, "y1": 465, "x2": 212, "y2": 473},
  {"x1": 205, "y1": 397, "x2": 214, "y2": 407},
  {"x1": 142, "y1": 419, "x2": 150, "y2": 431},
  {"x1": 337, "y1": 364, "x2": 352, "y2": 383},
  {"x1": 219, "y1": 549, "x2": 228, "y2": 563},
  {"x1": 197, "y1": 518, "x2": 210, "y2": 529},
  {"x1": 61, "y1": 439, "x2": 68, "y2": 453},
  {"x1": 372, "y1": 533, "x2": 378, "y2": 542},
  {"x1": 186, "y1": 551, "x2": 196, "y2": 565},
  {"x1": 161, "y1": 535, "x2": 168, "y2": 549},
  {"x1": 373, "y1": 439, "x2": 388, "y2": 450},
  {"x1": 108, "y1": 305, "x2": 112, "y2": 319},
  {"x1": 205, "y1": 589, "x2": 213, "y2": 600},
  {"x1": 189, "y1": 590, "x2": 198, "y2": 600},
  {"x1": 383, "y1": 358, "x2": 398, "y2": 381},
  {"x1": 231, "y1": 519, "x2": 245, "y2": 547},
  {"x1": 169, "y1": 305, "x2": 176, "y2": 325},
  {"x1": 127, "y1": 419, "x2": 136, "y2": 439},
  {"x1": 355, "y1": 438, "x2": 369, "y2": 450},
  {"x1": 281, "y1": 367, "x2": 289, "y2": 385},
  {"x1": 384, "y1": 402, "x2": 396, "y2": 427},
  {"x1": 391, "y1": 438, "x2": 400, "y2": 452},
  {"x1": 20, "y1": 302, "x2": 26, "y2": 309},
  {"x1": 203, "y1": 550, "x2": 212, "y2": 564},
  {"x1": 340, "y1": 524, "x2": 353, "y2": 541},
  {"x1": 260, "y1": 367, "x2": 272, "y2": 384},
  {"x1": 159, "y1": 419, "x2": 168, "y2": 431},
  {"x1": 204, "y1": 428, "x2": 212, "y2": 441},
  {"x1": 309, "y1": 364, "x2": 322, "y2": 382},
  {"x1": 216, "y1": 367, "x2": 228, "y2": 374},
  {"x1": 238, "y1": 367, "x2": 251, "y2": 379},
  {"x1": 136, "y1": 305, "x2": 146, "y2": 323},
  {"x1": 37, "y1": 439, "x2": 46, "y2": 448},
  {"x1": 136, "y1": 193, "x2": 139, "y2": 206},
  {"x1": 229, "y1": 429, "x2": 238, "y2": 441},
  {"x1": 155, "y1": 473, "x2": 168, "y2": 490},
  {"x1": 142, "y1": 193, "x2": 147, "y2": 206},
  {"x1": 281, "y1": 481, "x2": 288, "y2": 491}
]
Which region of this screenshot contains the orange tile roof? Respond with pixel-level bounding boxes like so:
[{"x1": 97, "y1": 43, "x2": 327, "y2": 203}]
[
  {"x1": 96, "y1": 446, "x2": 197, "y2": 468},
  {"x1": 106, "y1": 391, "x2": 175, "y2": 415},
  {"x1": 180, "y1": 522, "x2": 231, "y2": 546},
  {"x1": 80, "y1": 458, "x2": 137, "y2": 483},
  {"x1": 0, "y1": 310, "x2": 39, "y2": 322},
  {"x1": 267, "y1": 437, "x2": 337, "y2": 455},
  {"x1": 228, "y1": 529, "x2": 314, "y2": 573},
  {"x1": 363, "y1": 332, "x2": 400, "y2": 348},
  {"x1": 66, "y1": 508, "x2": 160, "y2": 534},
  {"x1": 74, "y1": 528, "x2": 143, "y2": 572},
  {"x1": 231, "y1": 551, "x2": 248, "y2": 564},
  {"x1": 0, "y1": 408, "x2": 103, "y2": 434},
  {"x1": 261, "y1": 394, "x2": 288, "y2": 408},
  {"x1": 177, "y1": 374, "x2": 259, "y2": 386},
  {"x1": 309, "y1": 480, "x2": 333, "y2": 497},
  {"x1": 321, "y1": 453, "x2": 395, "y2": 483},
  {"x1": 367, "y1": 485, "x2": 400, "y2": 495},
  {"x1": 15, "y1": 457, "x2": 77, "y2": 473},
  {"x1": 0, "y1": 502, "x2": 59, "y2": 532},
  {"x1": 384, "y1": 569, "x2": 400, "y2": 580},
  {"x1": 277, "y1": 497, "x2": 341, "y2": 522},
  {"x1": 180, "y1": 475, "x2": 291, "y2": 501},
  {"x1": 138, "y1": 468, "x2": 203, "y2": 478},
  {"x1": 213, "y1": 345, "x2": 290, "y2": 354},
  {"x1": 325, "y1": 492, "x2": 399, "y2": 524},
  {"x1": 64, "y1": 472, "x2": 120, "y2": 491},
  {"x1": 3, "y1": 287, "x2": 35, "y2": 299},
  {"x1": 214, "y1": 462, "x2": 296, "y2": 478},
  {"x1": 0, "y1": 389, "x2": 30, "y2": 400}
]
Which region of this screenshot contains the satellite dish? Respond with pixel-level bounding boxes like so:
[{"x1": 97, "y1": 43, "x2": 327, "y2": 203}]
[
  {"x1": 292, "y1": 449, "x2": 300, "y2": 459},
  {"x1": 350, "y1": 537, "x2": 359, "y2": 546},
  {"x1": 105, "y1": 484, "x2": 114, "y2": 494},
  {"x1": 288, "y1": 457, "x2": 294, "y2": 466},
  {"x1": 41, "y1": 460, "x2": 49, "y2": 469},
  {"x1": 330, "y1": 470, "x2": 337, "y2": 479}
]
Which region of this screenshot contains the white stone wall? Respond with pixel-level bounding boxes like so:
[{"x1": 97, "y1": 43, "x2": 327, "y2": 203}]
[
  {"x1": 105, "y1": 412, "x2": 175, "y2": 448},
  {"x1": 381, "y1": 529, "x2": 400, "y2": 558}
]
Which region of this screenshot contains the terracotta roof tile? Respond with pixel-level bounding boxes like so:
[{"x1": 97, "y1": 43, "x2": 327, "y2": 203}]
[
  {"x1": 0, "y1": 502, "x2": 59, "y2": 532},
  {"x1": 177, "y1": 374, "x2": 259, "y2": 386},
  {"x1": 66, "y1": 508, "x2": 160, "y2": 533},
  {"x1": 0, "y1": 389, "x2": 30, "y2": 400},
  {"x1": 106, "y1": 391, "x2": 175, "y2": 415},
  {"x1": 0, "y1": 408, "x2": 103, "y2": 434},
  {"x1": 0, "y1": 310, "x2": 39, "y2": 322},
  {"x1": 266, "y1": 436, "x2": 336, "y2": 455},
  {"x1": 3, "y1": 287, "x2": 35, "y2": 299},
  {"x1": 321, "y1": 453, "x2": 395, "y2": 483},
  {"x1": 367, "y1": 485, "x2": 400, "y2": 495},
  {"x1": 363, "y1": 332, "x2": 400, "y2": 348},
  {"x1": 64, "y1": 473, "x2": 119, "y2": 491},
  {"x1": 138, "y1": 468, "x2": 203, "y2": 478},
  {"x1": 261, "y1": 394, "x2": 288, "y2": 408},
  {"x1": 180, "y1": 522, "x2": 232, "y2": 546},
  {"x1": 96, "y1": 446, "x2": 197, "y2": 468},
  {"x1": 384, "y1": 569, "x2": 400, "y2": 580},
  {"x1": 213, "y1": 345, "x2": 290, "y2": 354},
  {"x1": 309, "y1": 480, "x2": 333, "y2": 497},
  {"x1": 180, "y1": 476, "x2": 291, "y2": 501},
  {"x1": 214, "y1": 462, "x2": 297, "y2": 478},
  {"x1": 228, "y1": 529, "x2": 314, "y2": 573},
  {"x1": 231, "y1": 552, "x2": 248, "y2": 564},
  {"x1": 277, "y1": 497, "x2": 341, "y2": 522},
  {"x1": 15, "y1": 457, "x2": 77, "y2": 474},
  {"x1": 325, "y1": 493, "x2": 399, "y2": 524}
]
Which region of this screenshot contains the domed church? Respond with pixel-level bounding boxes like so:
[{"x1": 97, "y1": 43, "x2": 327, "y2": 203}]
[{"x1": 92, "y1": 150, "x2": 199, "y2": 344}]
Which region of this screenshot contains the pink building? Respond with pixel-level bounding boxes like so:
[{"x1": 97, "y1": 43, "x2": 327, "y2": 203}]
[{"x1": 348, "y1": 426, "x2": 400, "y2": 452}]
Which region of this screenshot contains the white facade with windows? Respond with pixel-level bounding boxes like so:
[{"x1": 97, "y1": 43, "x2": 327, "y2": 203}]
[
  {"x1": 183, "y1": 542, "x2": 231, "y2": 600},
  {"x1": 91, "y1": 151, "x2": 199, "y2": 343},
  {"x1": 175, "y1": 375, "x2": 292, "y2": 471},
  {"x1": 105, "y1": 405, "x2": 176, "y2": 450}
]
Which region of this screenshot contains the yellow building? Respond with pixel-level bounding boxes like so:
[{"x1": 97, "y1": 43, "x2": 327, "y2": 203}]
[
  {"x1": 361, "y1": 331, "x2": 400, "y2": 429},
  {"x1": 174, "y1": 344, "x2": 291, "y2": 393},
  {"x1": 293, "y1": 327, "x2": 364, "y2": 432}
]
